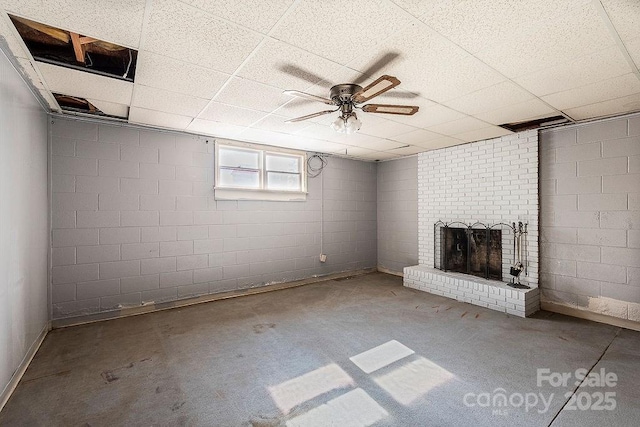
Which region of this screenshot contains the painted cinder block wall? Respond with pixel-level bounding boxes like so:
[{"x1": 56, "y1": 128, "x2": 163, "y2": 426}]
[
  {"x1": 50, "y1": 117, "x2": 377, "y2": 320},
  {"x1": 539, "y1": 112, "x2": 640, "y2": 324},
  {"x1": 0, "y1": 49, "x2": 49, "y2": 406},
  {"x1": 377, "y1": 156, "x2": 418, "y2": 275}
]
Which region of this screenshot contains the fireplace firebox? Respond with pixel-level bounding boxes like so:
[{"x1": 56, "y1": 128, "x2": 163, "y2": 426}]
[{"x1": 435, "y1": 222, "x2": 505, "y2": 281}]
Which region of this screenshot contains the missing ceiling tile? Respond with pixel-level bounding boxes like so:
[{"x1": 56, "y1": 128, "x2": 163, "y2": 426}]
[
  {"x1": 498, "y1": 115, "x2": 570, "y2": 132},
  {"x1": 53, "y1": 93, "x2": 128, "y2": 119},
  {"x1": 10, "y1": 15, "x2": 138, "y2": 82}
]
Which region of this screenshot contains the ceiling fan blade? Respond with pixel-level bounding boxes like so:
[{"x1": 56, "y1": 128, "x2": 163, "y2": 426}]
[
  {"x1": 283, "y1": 90, "x2": 335, "y2": 106},
  {"x1": 353, "y1": 52, "x2": 401, "y2": 85},
  {"x1": 352, "y1": 75, "x2": 401, "y2": 103},
  {"x1": 278, "y1": 64, "x2": 327, "y2": 85},
  {"x1": 285, "y1": 109, "x2": 338, "y2": 123},
  {"x1": 361, "y1": 104, "x2": 419, "y2": 115},
  {"x1": 378, "y1": 91, "x2": 420, "y2": 99}
]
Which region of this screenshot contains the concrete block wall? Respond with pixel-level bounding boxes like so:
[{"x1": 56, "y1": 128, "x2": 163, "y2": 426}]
[
  {"x1": 539, "y1": 113, "x2": 640, "y2": 323},
  {"x1": 417, "y1": 130, "x2": 539, "y2": 289},
  {"x1": 377, "y1": 156, "x2": 418, "y2": 275},
  {"x1": 0, "y1": 47, "x2": 49, "y2": 409},
  {"x1": 50, "y1": 117, "x2": 377, "y2": 320}
]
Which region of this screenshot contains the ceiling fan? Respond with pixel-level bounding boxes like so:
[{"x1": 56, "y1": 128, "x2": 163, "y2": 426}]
[{"x1": 280, "y1": 53, "x2": 419, "y2": 134}]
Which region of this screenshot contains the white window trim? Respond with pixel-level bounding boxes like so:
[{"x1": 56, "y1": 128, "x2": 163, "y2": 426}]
[{"x1": 214, "y1": 140, "x2": 307, "y2": 201}]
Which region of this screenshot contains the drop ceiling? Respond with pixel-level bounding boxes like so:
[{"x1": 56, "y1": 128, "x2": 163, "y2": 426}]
[{"x1": 1, "y1": 0, "x2": 639, "y2": 161}]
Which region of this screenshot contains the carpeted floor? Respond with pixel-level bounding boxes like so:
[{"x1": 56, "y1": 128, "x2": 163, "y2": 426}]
[{"x1": 1, "y1": 272, "x2": 638, "y2": 426}]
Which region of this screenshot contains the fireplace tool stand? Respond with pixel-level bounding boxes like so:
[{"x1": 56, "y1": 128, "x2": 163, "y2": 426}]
[{"x1": 508, "y1": 221, "x2": 529, "y2": 289}]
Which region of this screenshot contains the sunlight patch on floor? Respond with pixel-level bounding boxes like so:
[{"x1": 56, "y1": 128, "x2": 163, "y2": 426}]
[
  {"x1": 349, "y1": 340, "x2": 415, "y2": 374},
  {"x1": 285, "y1": 388, "x2": 388, "y2": 427},
  {"x1": 373, "y1": 356, "x2": 454, "y2": 405},
  {"x1": 268, "y1": 363, "x2": 354, "y2": 414}
]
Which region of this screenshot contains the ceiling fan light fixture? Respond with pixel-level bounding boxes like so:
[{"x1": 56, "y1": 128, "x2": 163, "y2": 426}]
[
  {"x1": 345, "y1": 114, "x2": 362, "y2": 134},
  {"x1": 331, "y1": 116, "x2": 346, "y2": 133}
]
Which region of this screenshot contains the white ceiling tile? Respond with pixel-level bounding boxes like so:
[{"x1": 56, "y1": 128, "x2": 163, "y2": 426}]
[
  {"x1": 271, "y1": 0, "x2": 413, "y2": 65},
  {"x1": 426, "y1": 116, "x2": 490, "y2": 136},
  {"x1": 134, "y1": 50, "x2": 230, "y2": 99},
  {"x1": 3, "y1": 0, "x2": 146, "y2": 48},
  {"x1": 295, "y1": 123, "x2": 351, "y2": 143},
  {"x1": 476, "y1": 99, "x2": 559, "y2": 126},
  {"x1": 38, "y1": 62, "x2": 133, "y2": 105},
  {"x1": 87, "y1": 99, "x2": 129, "y2": 118},
  {"x1": 358, "y1": 116, "x2": 420, "y2": 139},
  {"x1": 199, "y1": 102, "x2": 267, "y2": 126},
  {"x1": 129, "y1": 107, "x2": 193, "y2": 129},
  {"x1": 410, "y1": 135, "x2": 465, "y2": 150},
  {"x1": 542, "y1": 73, "x2": 640, "y2": 111},
  {"x1": 474, "y1": 3, "x2": 616, "y2": 78},
  {"x1": 288, "y1": 138, "x2": 350, "y2": 154},
  {"x1": 238, "y1": 128, "x2": 346, "y2": 155},
  {"x1": 251, "y1": 114, "x2": 312, "y2": 134},
  {"x1": 391, "y1": 129, "x2": 442, "y2": 145},
  {"x1": 563, "y1": 93, "x2": 640, "y2": 121},
  {"x1": 132, "y1": 84, "x2": 210, "y2": 117},
  {"x1": 393, "y1": 0, "x2": 592, "y2": 54},
  {"x1": 144, "y1": 0, "x2": 263, "y2": 73},
  {"x1": 625, "y1": 37, "x2": 640, "y2": 70},
  {"x1": 188, "y1": 119, "x2": 247, "y2": 138},
  {"x1": 348, "y1": 136, "x2": 407, "y2": 152},
  {"x1": 237, "y1": 38, "x2": 343, "y2": 91},
  {"x1": 600, "y1": 0, "x2": 640, "y2": 42},
  {"x1": 331, "y1": 146, "x2": 378, "y2": 158},
  {"x1": 443, "y1": 81, "x2": 534, "y2": 115},
  {"x1": 410, "y1": 104, "x2": 467, "y2": 128},
  {"x1": 514, "y1": 47, "x2": 632, "y2": 96},
  {"x1": 346, "y1": 24, "x2": 504, "y2": 102},
  {"x1": 415, "y1": 54, "x2": 506, "y2": 103},
  {"x1": 2, "y1": 0, "x2": 635, "y2": 140},
  {"x1": 183, "y1": 0, "x2": 294, "y2": 33},
  {"x1": 385, "y1": 145, "x2": 425, "y2": 156},
  {"x1": 453, "y1": 126, "x2": 513, "y2": 143},
  {"x1": 214, "y1": 77, "x2": 290, "y2": 113},
  {"x1": 275, "y1": 98, "x2": 338, "y2": 122}
]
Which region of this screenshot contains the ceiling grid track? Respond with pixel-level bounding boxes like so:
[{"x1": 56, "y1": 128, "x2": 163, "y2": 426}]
[
  {"x1": 593, "y1": 0, "x2": 640, "y2": 82},
  {"x1": 128, "y1": 0, "x2": 155, "y2": 117},
  {"x1": 388, "y1": 0, "x2": 577, "y2": 124},
  {"x1": 188, "y1": 0, "x2": 311, "y2": 130}
]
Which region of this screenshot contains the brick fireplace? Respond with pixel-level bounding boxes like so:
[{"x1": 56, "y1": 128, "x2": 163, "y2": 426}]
[{"x1": 404, "y1": 130, "x2": 540, "y2": 317}]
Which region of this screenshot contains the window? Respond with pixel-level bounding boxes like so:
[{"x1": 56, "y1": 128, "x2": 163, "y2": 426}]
[{"x1": 214, "y1": 141, "x2": 307, "y2": 201}]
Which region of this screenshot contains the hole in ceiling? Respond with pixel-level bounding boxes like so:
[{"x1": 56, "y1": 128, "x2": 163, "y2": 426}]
[
  {"x1": 10, "y1": 15, "x2": 138, "y2": 82},
  {"x1": 53, "y1": 93, "x2": 128, "y2": 119},
  {"x1": 498, "y1": 115, "x2": 570, "y2": 132}
]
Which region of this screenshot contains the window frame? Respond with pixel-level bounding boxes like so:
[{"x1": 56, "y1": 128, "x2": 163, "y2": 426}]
[{"x1": 214, "y1": 140, "x2": 307, "y2": 201}]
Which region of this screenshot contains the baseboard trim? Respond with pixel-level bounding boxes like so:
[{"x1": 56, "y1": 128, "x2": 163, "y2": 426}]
[
  {"x1": 541, "y1": 301, "x2": 640, "y2": 332},
  {"x1": 377, "y1": 266, "x2": 403, "y2": 277},
  {"x1": 0, "y1": 322, "x2": 49, "y2": 412},
  {"x1": 52, "y1": 268, "x2": 377, "y2": 329}
]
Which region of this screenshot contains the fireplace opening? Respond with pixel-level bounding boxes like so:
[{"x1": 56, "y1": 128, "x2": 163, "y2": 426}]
[{"x1": 435, "y1": 222, "x2": 503, "y2": 281}]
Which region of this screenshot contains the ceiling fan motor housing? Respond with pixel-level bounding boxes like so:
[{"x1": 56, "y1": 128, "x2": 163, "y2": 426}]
[{"x1": 330, "y1": 84, "x2": 362, "y2": 104}]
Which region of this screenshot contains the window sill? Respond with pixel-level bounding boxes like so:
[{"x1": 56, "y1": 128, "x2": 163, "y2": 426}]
[{"x1": 214, "y1": 187, "x2": 307, "y2": 202}]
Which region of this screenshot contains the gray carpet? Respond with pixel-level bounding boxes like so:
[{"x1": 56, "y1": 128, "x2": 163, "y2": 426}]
[{"x1": 1, "y1": 272, "x2": 638, "y2": 426}]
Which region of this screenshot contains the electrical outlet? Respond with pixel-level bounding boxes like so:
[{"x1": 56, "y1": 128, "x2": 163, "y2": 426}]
[{"x1": 319, "y1": 254, "x2": 327, "y2": 263}]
